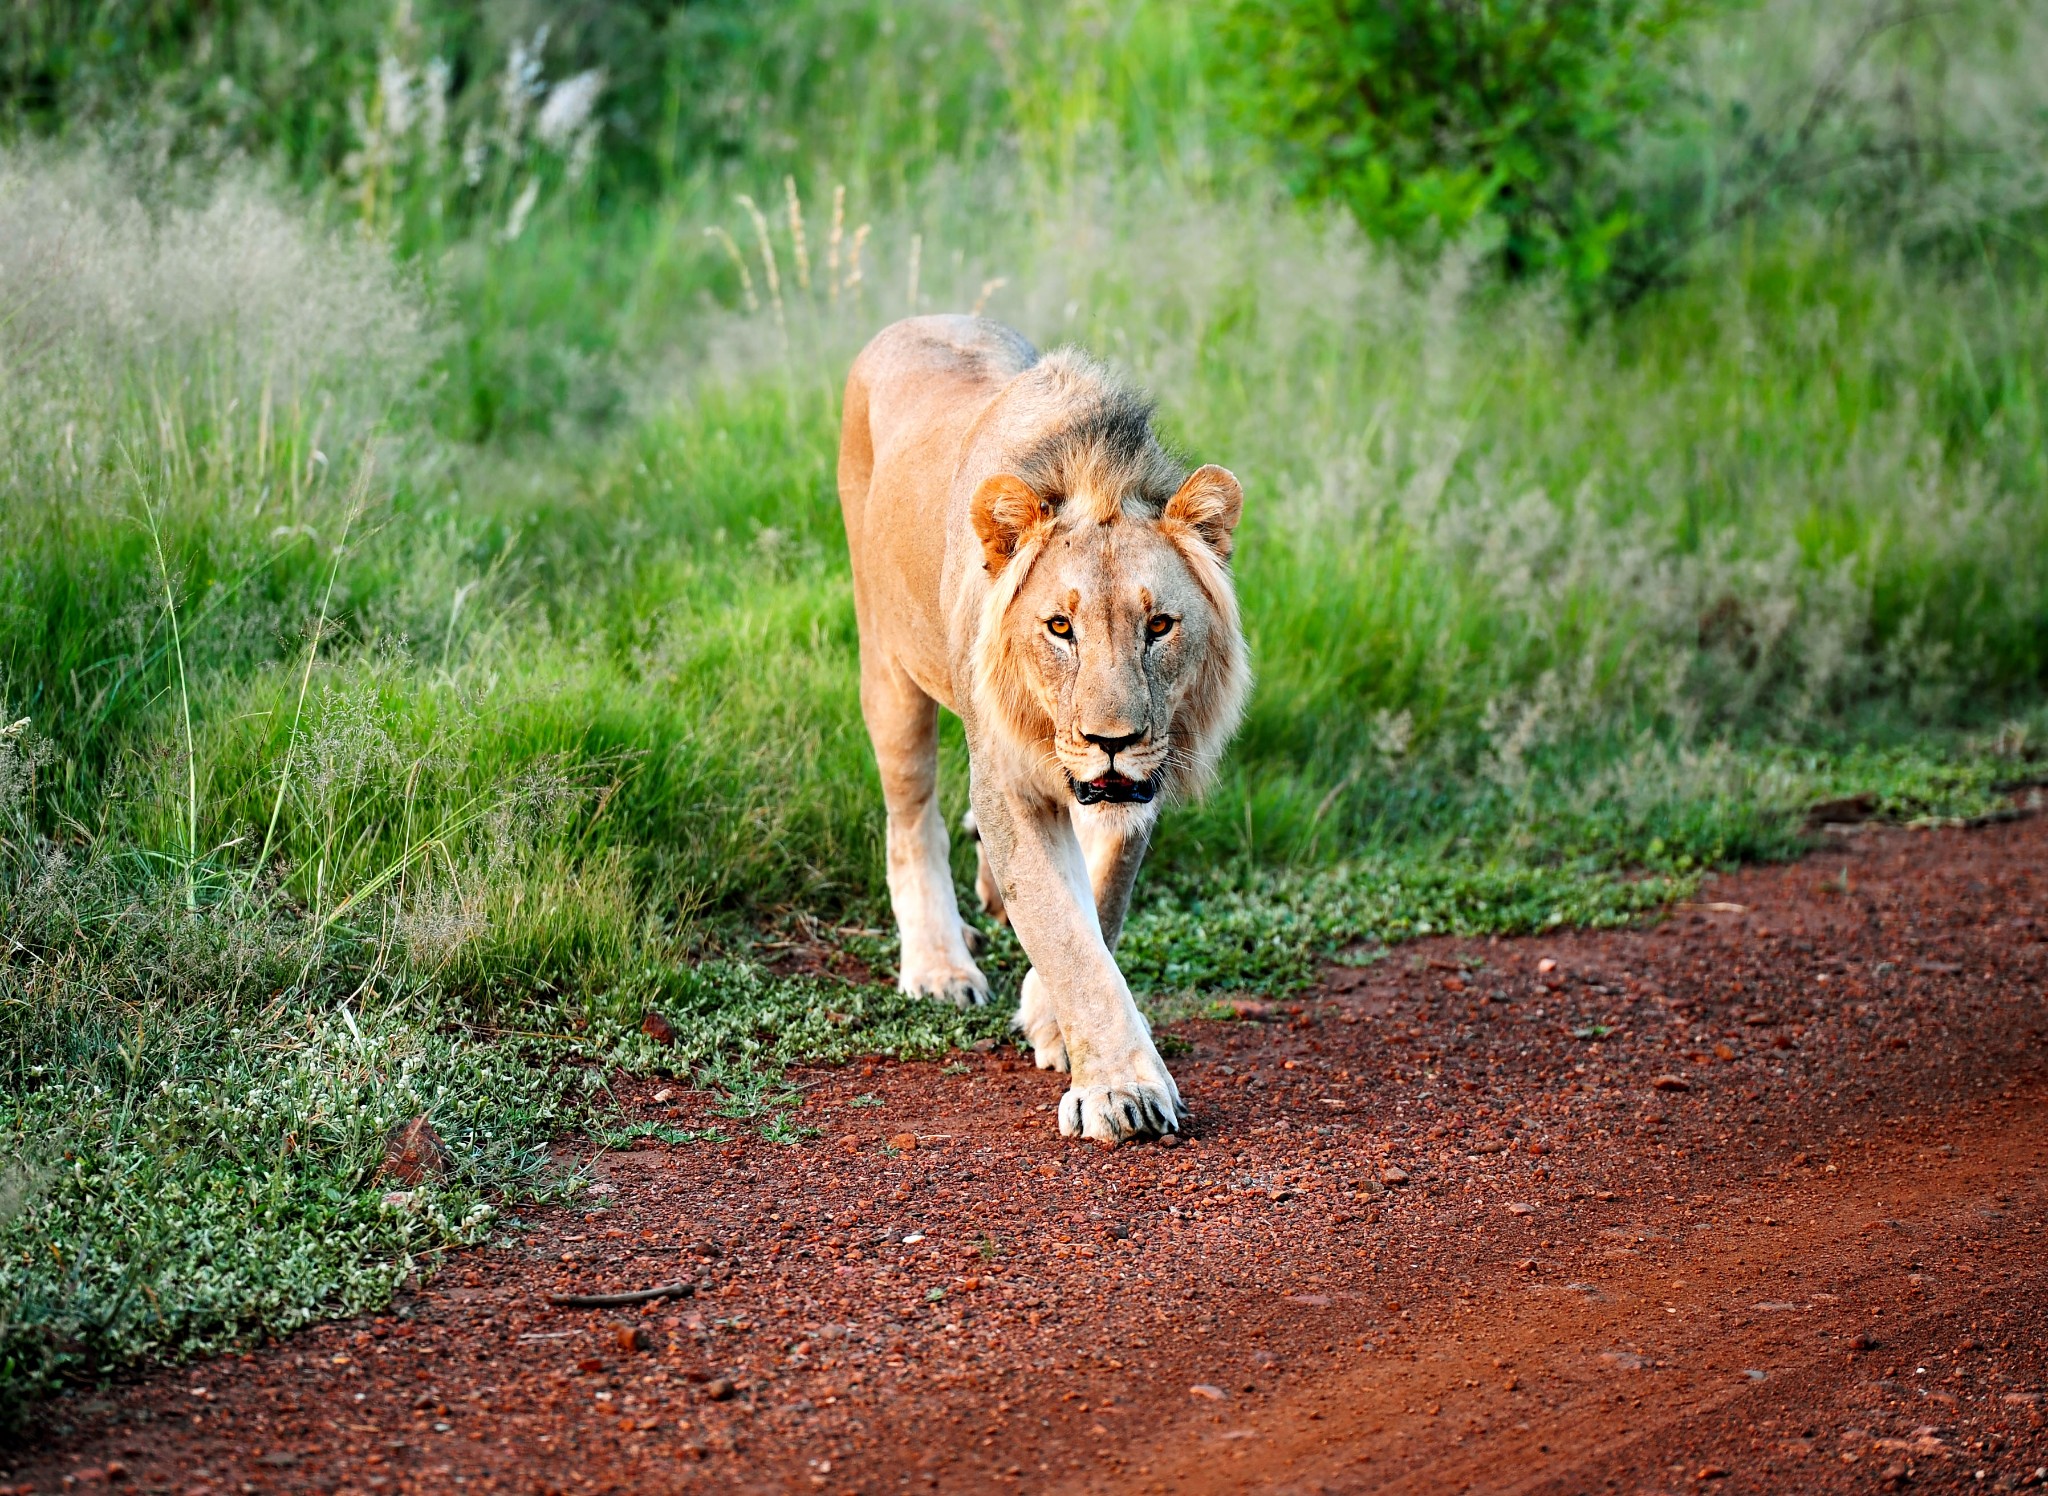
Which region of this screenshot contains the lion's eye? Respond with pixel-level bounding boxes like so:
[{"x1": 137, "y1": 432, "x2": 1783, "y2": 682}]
[
  {"x1": 1147, "y1": 614, "x2": 1175, "y2": 639},
  {"x1": 1047, "y1": 616, "x2": 1072, "y2": 638}
]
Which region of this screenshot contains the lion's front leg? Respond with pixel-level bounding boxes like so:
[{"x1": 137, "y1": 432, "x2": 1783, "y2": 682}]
[
  {"x1": 1015, "y1": 804, "x2": 1154, "y2": 1074},
  {"x1": 862, "y1": 659, "x2": 987, "y2": 1008},
  {"x1": 973, "y1": 783, "x2": 1183, "y2": 1143},
  {"x1": 960, "y1": 809, "x2": 1008, "y2": 928}
]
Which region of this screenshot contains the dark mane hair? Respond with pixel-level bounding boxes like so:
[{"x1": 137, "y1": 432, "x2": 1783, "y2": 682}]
[{"x1": 1003, "y1": 348, "x2": 1186, "y2": 520}]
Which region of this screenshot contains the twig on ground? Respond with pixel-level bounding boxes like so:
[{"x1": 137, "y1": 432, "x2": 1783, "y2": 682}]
[{"x1": 546, "y1": 1283, "x2": 696, "y2": 1309}]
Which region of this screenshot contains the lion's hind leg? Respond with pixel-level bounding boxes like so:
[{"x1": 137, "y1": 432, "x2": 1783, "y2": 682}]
[
  {"x1": 1013, "y1": 967, "x2": 1069, "y2": 1072},
  {"x1": 861, "y1": 656, "x2": 989, "y2": 1009}
]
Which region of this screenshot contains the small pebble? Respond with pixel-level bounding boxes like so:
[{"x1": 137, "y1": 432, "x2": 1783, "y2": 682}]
[{"x1": 381, "y1": 1115, "x2": 451, "y2": 1187}]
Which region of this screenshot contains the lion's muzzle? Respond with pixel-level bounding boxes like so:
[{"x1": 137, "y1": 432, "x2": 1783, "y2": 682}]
[{"x1": 1071, "y1": 772, "x2": 1156, "y2": 806}]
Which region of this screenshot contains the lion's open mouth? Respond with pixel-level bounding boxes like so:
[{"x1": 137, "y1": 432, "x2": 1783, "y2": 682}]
[{"x1": 1071, "y1": 772, "x2": 1156, "y2": 806}]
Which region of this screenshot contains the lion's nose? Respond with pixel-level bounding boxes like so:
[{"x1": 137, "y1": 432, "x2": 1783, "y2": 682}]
[{"x1": 1081, "y1": 729, "x2": 1143, "y2": 760}]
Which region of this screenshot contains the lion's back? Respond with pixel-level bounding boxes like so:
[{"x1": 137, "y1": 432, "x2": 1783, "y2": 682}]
[
  {"x1": 854, "y1": 315, "x2": 1038, "y2": 398},
  {"x1": 843, "y1": 315, "x2": 1038, "y2": 485},
  {"x1": 839, "y1": 318, "x2": 1040, "y2": 697}
]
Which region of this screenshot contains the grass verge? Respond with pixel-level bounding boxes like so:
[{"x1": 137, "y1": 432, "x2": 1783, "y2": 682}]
[{"x1": 2, "y1": 131, "x2": 2044, "y2": 1419}]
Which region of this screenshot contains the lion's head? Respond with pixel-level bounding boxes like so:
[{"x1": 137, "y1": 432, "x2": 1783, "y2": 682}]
[{"x1": 966, "y1": 353, "x2": 1249, "y2": 808}]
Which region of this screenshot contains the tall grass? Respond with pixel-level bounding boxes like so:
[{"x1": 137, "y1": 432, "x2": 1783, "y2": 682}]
[{"x1": 3, "y1": 0, "x2": 2046, "y2": 1418}]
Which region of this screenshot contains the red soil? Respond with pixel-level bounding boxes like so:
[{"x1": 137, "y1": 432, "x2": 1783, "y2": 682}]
[{"x1": 13, "y1": 815, "x2": 2048, "y2": 1496}]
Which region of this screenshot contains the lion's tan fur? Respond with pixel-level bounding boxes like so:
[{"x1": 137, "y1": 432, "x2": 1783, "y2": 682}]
[
  {"x1": 957, "y1": 349, "x2": 1248, "y2": 795},
  {"x1": 837, "y1": 314, "x2": 1249, "y2": 1142},
  {"x1": 969, "y1": 527, "x2": 1058, "y2": 760}
]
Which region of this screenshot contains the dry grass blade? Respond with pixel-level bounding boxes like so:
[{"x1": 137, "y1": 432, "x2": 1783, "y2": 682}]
[
  {"x1": 703, "y1": 226, "x2": 758, "y2": 313},
  {"x1": 785, "y1": 175, "x2": 810, "y2": 291}
]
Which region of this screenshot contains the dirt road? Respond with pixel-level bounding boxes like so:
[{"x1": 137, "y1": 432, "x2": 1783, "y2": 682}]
[{"x1": 12, "y1": 815, "x2": 2047, "y2": 1495}]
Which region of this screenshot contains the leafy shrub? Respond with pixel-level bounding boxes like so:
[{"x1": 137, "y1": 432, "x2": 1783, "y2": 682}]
[
  {"x1": 1613, "y1": 0, "x2": 2048, "y2": 300},
  {"x1": 1218, "y1": 0, "x2": 1700, "y2": 282}
]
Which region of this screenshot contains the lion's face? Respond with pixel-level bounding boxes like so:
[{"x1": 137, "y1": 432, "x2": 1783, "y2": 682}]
[
  {"x1": 970, "y1": 465, "x2": 1249, "y2": 807},
  {"x1": 1012, "y1": 523, "x2": 1217, "y2": 802}
]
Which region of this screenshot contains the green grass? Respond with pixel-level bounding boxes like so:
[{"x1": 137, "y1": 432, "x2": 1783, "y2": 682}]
[{"x1": 3, "y1": 0, "x2": 2047, "y2": 1425}]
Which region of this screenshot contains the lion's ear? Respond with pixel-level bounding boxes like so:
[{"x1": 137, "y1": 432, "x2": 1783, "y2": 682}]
[
  {"x1": 1163, "y1": 464, "x2": 1243, "y2": 561},
  {"x1": 970, "y1": 473, "x2": 1051, "y2": 574}
]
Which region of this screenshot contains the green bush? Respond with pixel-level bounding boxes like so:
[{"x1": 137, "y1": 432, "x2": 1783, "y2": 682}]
[{"x1": 1218, "y1": 0, "x2": 1700, "y2": 282}]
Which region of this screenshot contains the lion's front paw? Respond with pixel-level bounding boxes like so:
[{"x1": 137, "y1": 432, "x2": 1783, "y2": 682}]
[
  {"x1": 1013, "y1": 969, "x2": 1068, "y2": 1072},
  {"x1": 1058, "y1": 1049, "x2": 1186, "y2": 1144},
  {"x1": 898, "y1": 951, "x2": 989, "y2": 1009}
]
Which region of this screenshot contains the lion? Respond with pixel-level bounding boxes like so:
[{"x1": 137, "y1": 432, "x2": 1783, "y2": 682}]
[{"x1": 837, "y1": 315, "x2": 1249, "y2": 1143}]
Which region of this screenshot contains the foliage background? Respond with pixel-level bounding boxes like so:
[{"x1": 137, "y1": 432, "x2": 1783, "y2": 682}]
[{"x1": 2, "y1": 0, "x2": 2045, "y2": 1421}]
